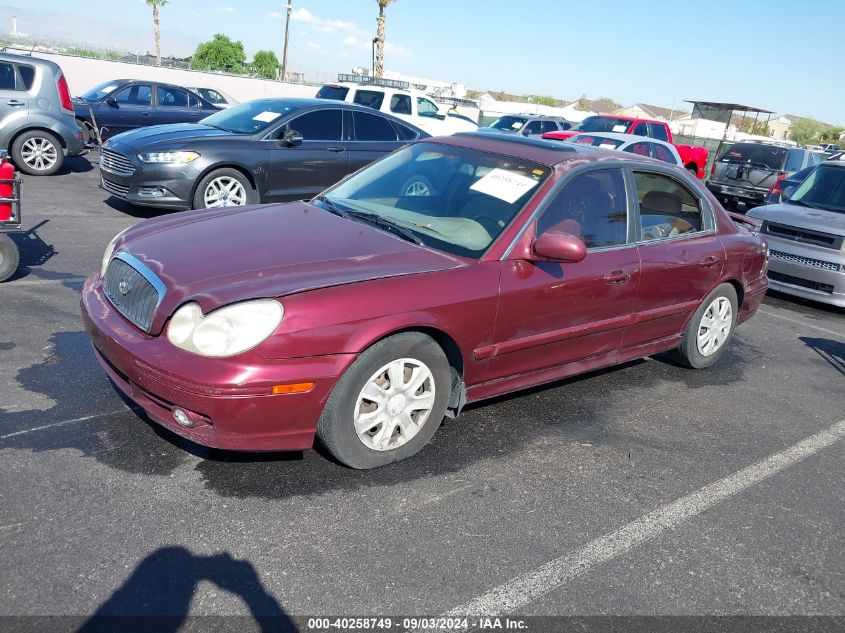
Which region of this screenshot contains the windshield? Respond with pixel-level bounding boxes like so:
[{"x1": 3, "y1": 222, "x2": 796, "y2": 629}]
[
  {"x1": 318, "y1": 142, "x2": 551, "y2": 258},
  {"x1": 789, "y1": 164, "x2": 845, "y2": 213},
  {"x1": 573, "y1": 116, "x2": 633, "y2": 134},
  {"x1": 717, "y1": 143, "x2": 787, "y2": 171},
  {"x1": 80, "y1": 81, "x2": 122, "y2": 101},
  {"x1": 200, "y1": 100, "x2": 301, "y2": 134},
  {"x1": 489, "y1": 116, "x2": 528, "y2": 132},
  {"x1": 566, "y1": 134, "x2": 624, "y2": 149}
]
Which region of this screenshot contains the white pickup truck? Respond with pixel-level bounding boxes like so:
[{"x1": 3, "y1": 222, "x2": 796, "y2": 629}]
[{"x1": 316, "y1": 78, "x2": 477, "y2": 137}]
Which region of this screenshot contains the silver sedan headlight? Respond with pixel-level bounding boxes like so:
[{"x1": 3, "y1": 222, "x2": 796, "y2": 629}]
[{"x1": 166, "y1": 299, "x2": 284, "y2": 358}]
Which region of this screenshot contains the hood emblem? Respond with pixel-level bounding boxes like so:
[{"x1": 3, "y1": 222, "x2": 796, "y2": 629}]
[{"x1": 118, "y1": 279, "x2": 131, "y2": 295}]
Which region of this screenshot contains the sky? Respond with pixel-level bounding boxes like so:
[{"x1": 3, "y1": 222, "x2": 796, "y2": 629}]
[{"x1": 1, "y1": 0, "x2": 841, "y2": 124}]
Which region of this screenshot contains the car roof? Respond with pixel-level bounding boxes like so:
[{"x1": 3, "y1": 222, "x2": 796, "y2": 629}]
[
  {"x1": 0, "y1": 51, "x2": 60, "y2": 70},
  {"x1": 570, "y1": 131, "x2": 659, "y2": 143},
  {"x1": 434, "y1": 130, "x2": 663, "y2": 168}
]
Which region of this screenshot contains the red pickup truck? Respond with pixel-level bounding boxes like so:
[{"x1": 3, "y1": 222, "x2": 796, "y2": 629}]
[{"x1": 542, "y1": 115, "x2": 709, "y2": 179}]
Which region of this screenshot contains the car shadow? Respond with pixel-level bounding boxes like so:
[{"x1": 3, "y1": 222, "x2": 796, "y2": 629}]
[
  {"x1": 56, "y1": 155, "x2": 95, "y2": 175},
  {"x1": 75, "y1": 546, "x2": 295, "y2": 633},
  {"x1": 763, "y1": 290, "x2": 845, "y2": 317},
  {"x1": 800, "y1": 336, "x2": 845, "y2": 377},
  {"x1": 102, "y1": 195, "x2": 173, "y2": 220},
  {"x1": 2, "y1": 329, "x2": 760, "y2": 500},
  {"x1": 4, "y1": 219, "x2": 57, "y2": 281}
]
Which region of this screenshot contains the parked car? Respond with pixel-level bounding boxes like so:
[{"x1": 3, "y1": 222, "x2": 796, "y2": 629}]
[
  {"x1": 82, "y1": 133, "x2": 768, "y2": 468},
  {"x1": 561, "y1": 132, "x2": 683, "y2": 166},
  {"x1": 486, "y1": 115, "x2": 571, "y2": 137},
  {"x1": 315, "y1": 77, "x2": 477, "y2": 137},
  {"x1": 747, "y1": 161, "x2": 845, "y2": 307},
  {"x1": 541, "y1": 115, "x2": 709, "y2": 178},
  {"x1": 98, "y1": 98, "x2": 428, "y2": 210},
  {"x1": 765, "y1": 165, "x2": 814, "y2": 204},
  {"x1": 187, "y1": 87, "x2": 238, "y2": 109},
  {"x1": 0, "y1": 51, "x2": 84, "y2": 175},
  {"x1": 820, "y1": 143, "x2": 841, "y2": 155},
  {"x1": 707, "y1": 142, "x2": 824, "y2": 210},
  {"x1": 74, "y1": 79, "x2": 220, "y2": 141}
]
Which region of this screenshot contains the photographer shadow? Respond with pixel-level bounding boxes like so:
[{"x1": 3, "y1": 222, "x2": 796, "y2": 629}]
[{"x1": 77, "y1": 546, "x2": 296, "y2": 633}]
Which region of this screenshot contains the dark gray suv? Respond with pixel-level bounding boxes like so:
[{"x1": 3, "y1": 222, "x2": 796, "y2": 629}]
[
  {"x1": 486, "y1": 114, "x2": 571, "y2": 137},
  {"x1": 0, "y1": 52, "x2": 85, "y2": 175},
  {"x1": 706, "y1": 141, "x2": 823, "y2": 209}
]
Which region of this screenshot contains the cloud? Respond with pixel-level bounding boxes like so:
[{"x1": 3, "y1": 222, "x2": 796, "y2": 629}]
[
  {"x1": 267, "y1": 11, "x2": 283, "y2": 19},
  {"x1": 216, "y1": 7, "x2": 236, "y2": 13},
  {"x1": 342, "y1": 36, "x2": 411, "y2": 57},
  {"x1": 385, "y1": 41, "x2": 411, "y2": 57},
  {"x1": 292, "y1": 8, "x2": 356, "y2": 33},
  {"x1": 305, "y1": 41, "x2": 322, "y2": 52}
]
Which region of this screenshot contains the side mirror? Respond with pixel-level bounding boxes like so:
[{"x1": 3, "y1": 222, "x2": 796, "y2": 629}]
[
  {"x1": 531, "y1": 230, "x2": 587, "y2": 263},
  {"x1": 782, "y1": 184, "x2": 797, "y2": 200},
  {"x1": 280, "y1": 129, "x2": 303, "y2": 147},
  {"x1": 106, "y1": 97, "x2": 118, "y2": 107}
]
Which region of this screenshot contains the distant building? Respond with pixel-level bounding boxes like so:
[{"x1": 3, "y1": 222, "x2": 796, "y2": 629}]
[{"x1": 615, "y1": 102, "x2": 686, "y2": 122}]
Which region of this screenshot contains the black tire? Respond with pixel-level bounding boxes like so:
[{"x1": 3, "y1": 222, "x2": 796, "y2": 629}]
[
  {"x1": 400, "y1": 175, "x2": 435, "y2": 197},
  {"x1": 673, "y1": 283, "x2": 738, "y2": 369},
  {"x1": 0, "y1": 233, "x2": 20, "y2": 282},
  {"x1": 317, "y1": 332, "x2": 451, "y2": 469},
  {"x1": 11, "y1": 130, "x2": 64, "y2": 176},
  {"x1": 686, "y1": 165, "x2": 698, "y2": 176},
  {"x1": 192, "y1": 168, "x2": 258, "y2": 210}
]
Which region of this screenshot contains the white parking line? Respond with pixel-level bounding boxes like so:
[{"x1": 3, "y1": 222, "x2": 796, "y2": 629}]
[
  {"x1": 758, "y1": 307, "x2": 845, "y2": 339},
  {"x1": 0, "y1": 408, "x2": 138, "y2": 440},
  {"x1": 445, "y1": 418, "x2": 845, "y2": 616}
]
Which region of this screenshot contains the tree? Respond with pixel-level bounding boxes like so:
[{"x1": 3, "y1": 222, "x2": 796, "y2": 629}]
[
  {"x1": 525, "y1": 95, "x2": 557, "y2": 107},
  {"x1": 576, "y1": 94, "x2": 591, "y2": 111},
  {"x1": 789, "y1": 117, "x2": 824, "y2": 145},
  {"x1": 145, "y1": 0, "x2": 168, "y2": 67},
  {"x1": 191, "y1": 34, "x2": 246, "y2": 74},
  {"x1": 374, "y1": 0, "x2": 398, "y2": 78},
  {"x1": 595, "y1": 96, "x2": 621, "y2": 110},
  {"x1": 252, "y1": 50, "x2": 280, "y2": 80}
]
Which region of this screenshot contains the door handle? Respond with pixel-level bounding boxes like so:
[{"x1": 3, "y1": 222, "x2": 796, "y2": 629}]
[
  {"x1": 140, "y1": 111, "x2": 151, "y2": 117},
  {"x1": 327, "y1": 146, "x2": 345, "y2": 153},
  {"x1": 6, "y1": 99, "x2": 25, "y2": 106},
  {"x1": 699, "y1": 256, "x2": 719, "y2": 269},
  {"x1": 603, "y1": 270, "x2": 631, "y2": 284}
]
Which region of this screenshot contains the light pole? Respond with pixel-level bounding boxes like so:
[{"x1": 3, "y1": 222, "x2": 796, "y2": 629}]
[{"x1": 280, "y1": 1, "x2": 292, "y2": 81}]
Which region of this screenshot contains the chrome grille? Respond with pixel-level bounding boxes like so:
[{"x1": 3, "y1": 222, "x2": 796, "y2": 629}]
[
  {"x1": 103, "y1": 255, "x2": 164, "y2": 332},
  {"x1": 101, "y1": 177, "x2": 129, "y2": 198},
  {"x1": 769, "y1": 249, "x2": 842, "y2": 273},
  {"x1": 99, "y1": 148, "x2": 136, "y2": 177}
]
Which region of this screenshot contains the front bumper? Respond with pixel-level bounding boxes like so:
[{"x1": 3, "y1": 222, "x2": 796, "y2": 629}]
[
  {"x1": 80, "y1": 274, "x2": 357, "y2": 451},
  {"x1": 764, "y1": 239, "x2": 845, "y2": 307},
  {"x1": 99, "y1": 157, "x2": 199, "y2": 210}
]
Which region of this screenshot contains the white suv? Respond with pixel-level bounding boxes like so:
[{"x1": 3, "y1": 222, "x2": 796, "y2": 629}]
[{"x1": 316, "y1": 78, "x2": 477, "y2": 137}]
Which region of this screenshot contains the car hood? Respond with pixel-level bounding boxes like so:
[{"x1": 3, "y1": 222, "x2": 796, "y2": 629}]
[
  {"x1": 113, "y1": 201, "x2": 468, "y2": 335},
  {"x1": 748, "y1": 203, "x2": 845, "y2": 236},
  {"x1": 106, "y1": 123, "x2": 234, "y2": 151}
]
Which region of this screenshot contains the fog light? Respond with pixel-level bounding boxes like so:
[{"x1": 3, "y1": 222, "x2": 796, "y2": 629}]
[{"x1": 173, "y1": 408, "x2": 193, "y2": 427}]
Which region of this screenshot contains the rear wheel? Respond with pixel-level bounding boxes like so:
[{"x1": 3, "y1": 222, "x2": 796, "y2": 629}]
[
  {"x1": 674, "y1": 283, "x2": 738, "y2": 369},
  {"x1": 192, "y1": 168, "x2": 258, "y2": 210},
  {"x1": 12, "y1": 130, "x2": 64, "y2": 176},
  {"x1": 0, "y1": 233, "x2": 20, "y2": 282},
  {"x1": 317, "y1": 332, "x2": 450, "y2": 469}
]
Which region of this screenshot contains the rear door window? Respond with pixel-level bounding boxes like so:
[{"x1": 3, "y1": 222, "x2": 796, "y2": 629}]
[
  {"x1": 17, "y1": 65, "x2": 35, "y2": 90},
  {"x1": 632, "y1": 122, "x2": 649, "y2": 136},
  {"x1": 353, "y1": 111, "x2": 399, "y2": 141},
  {"x1": 390, "y1": 94, "x2": 412, "y2": 115},
  {"x1": 392, "y1": 120, "x2": 419, "y2": 141},
  {"x1": 0, "y1": 63, "x2": 17, "y2": 90},
  {"x1": 652, "y1": 143, "x2": 678, "y2": 164},
  {"x1": 157, "y1": 86, "x2": 189, "y2": 107},
  {"x1": 650, "y1": 124, "x2": 669, "y2": 141},
  {"x1": 634, "y1": 171, "x2": 705, "y2": 240},
  {"x1": 625, "y1": 142, "x2": 652, "y2": 158},
  {"x1": 524, "y1": 121, "x2": 544, "y2": 135},
  {"x1": 352, "y1": 90, "x2": 384, "y2": 110},
  {"x1": 785, "y1": 149, "x2": 806, "y2": 172}
]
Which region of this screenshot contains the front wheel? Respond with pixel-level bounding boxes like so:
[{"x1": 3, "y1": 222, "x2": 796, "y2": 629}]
[
  {"x1": 0, "y1": 233, "x2": 20, "y2": 282},
  {"x1": 12, "y1": 130, "x2": 64, "y2": 176},
  {"x1": 192, "y1": 168, "x2": 258, "y2": 210},
  {"x1": 673, "y1": 283, "x2": 738, "y2": 369},
  {"x1": 317, "y1": 332, "x2": 451, "y2": 469}
]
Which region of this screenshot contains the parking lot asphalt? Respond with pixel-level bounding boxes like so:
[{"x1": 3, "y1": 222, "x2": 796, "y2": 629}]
[{"x1": 1, "y1": 155, "x2": 843, "y2": 623}]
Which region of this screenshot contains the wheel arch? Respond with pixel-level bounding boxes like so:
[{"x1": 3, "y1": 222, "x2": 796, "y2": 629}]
[
  {"x1": 190, "y1": 163, "x2": 260, "y2": 202},
  {"x1": 9, "y1": 125, "x2": 67, "y2": 150}
]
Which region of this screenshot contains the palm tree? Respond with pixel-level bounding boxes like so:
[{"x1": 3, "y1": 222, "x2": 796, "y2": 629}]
[
  {"x1": 374, "y1": 0, "x2": 397, "y2": 78},
  {"x1": 146, "y1": 0, "x2": 169, "y2": 66}
]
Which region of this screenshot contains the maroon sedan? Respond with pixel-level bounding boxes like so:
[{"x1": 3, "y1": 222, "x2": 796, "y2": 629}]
[{"x1": 82, "y1": 133, "x2": 769, "y2": 468}]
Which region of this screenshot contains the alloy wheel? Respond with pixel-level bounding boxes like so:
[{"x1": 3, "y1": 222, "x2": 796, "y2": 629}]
[
  {"x1": 697, "y1": 296, "x2": 733, "y2": 356},
  {"x1": 204, "y1": 176, "x2": 247, "y2": 208},
  {"x1": 354, "y1": 358, "x2": 436, "y2": 452},
  {"x1": 20, "y1": 138, "x2": 58, "y2": 172}
]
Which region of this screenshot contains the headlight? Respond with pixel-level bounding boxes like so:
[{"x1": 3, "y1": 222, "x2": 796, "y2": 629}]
[
  {"x1": 166, "y1": 300, "x2": 284, "y2": 358},
  {"x1": 100, "y1": 228, "x2": 129, "y2": 278},
  {"x1": 137, "y1": 151, "x2": 200, "y2": 164}
]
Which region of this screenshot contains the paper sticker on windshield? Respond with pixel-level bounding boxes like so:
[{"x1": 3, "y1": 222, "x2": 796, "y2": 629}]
[
  {"x1": 612, "y1": 124, "x2": 628, "y2": 133},
  {"x1": 253, "y1": 111, "x2": 282, "y2": 123},
  {"x1": 470, "y1": 168, "x2": 539, "y2": 204}
]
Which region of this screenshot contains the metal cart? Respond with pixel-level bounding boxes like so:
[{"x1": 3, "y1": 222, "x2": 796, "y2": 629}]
[{"x1": 0, "y1": 159, "x2": 22, "y2": 283}]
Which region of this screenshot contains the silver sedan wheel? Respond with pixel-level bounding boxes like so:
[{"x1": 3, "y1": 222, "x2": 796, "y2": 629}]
[
  {"x1": 697, "y1": 296, "x2": 733, "y2": 356},
  {"x1": 354, "y1": 358, "x2": 436, "y2": 452},
  {"x1": 204, "y1": 176, "x2": 247, "y2": 208},
  {"x1": 20, "y1": 137, "x2": 59, "y2": 172},
  {"x1": 403, "y1": 179, "x2": 432, "y2": 196}
]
